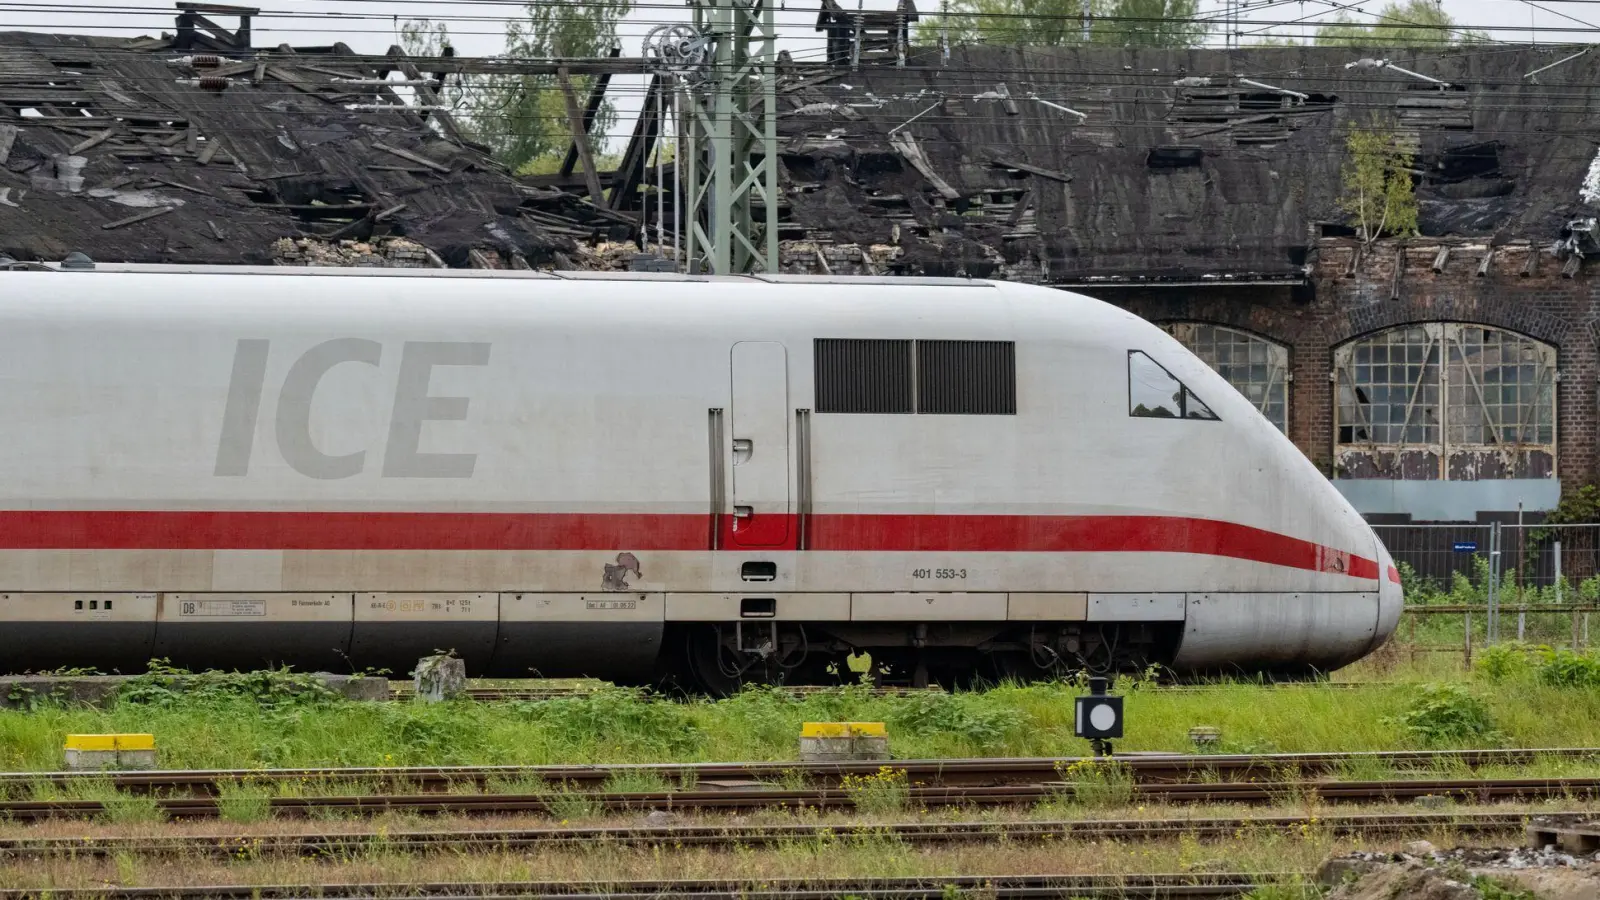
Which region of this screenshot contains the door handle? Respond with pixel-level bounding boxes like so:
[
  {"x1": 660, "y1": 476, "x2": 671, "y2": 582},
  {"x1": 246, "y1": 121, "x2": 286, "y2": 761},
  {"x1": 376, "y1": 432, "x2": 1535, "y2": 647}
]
[
  {"x1": 734, "y1": 505, "x2": 754, "y2": 519},
  {"x1": 732, "y1": 439, "x2": 753, "y2": 465}
]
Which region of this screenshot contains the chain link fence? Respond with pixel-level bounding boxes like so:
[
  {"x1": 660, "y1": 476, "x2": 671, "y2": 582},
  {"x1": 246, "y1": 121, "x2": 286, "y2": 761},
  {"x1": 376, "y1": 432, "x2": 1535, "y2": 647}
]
[{"x1": 1375, "y1": 523, "x2": 1600, "y2": 666}]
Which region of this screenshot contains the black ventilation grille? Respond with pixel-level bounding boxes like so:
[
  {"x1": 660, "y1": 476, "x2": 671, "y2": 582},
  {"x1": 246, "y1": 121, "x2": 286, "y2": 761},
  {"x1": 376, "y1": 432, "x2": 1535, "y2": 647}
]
[
  {"x1": 814, "y1": 339, "x2": 913, "y2": 414},
  {"x1": 916, "y1": 340, "x2": 1017, "y2": 415}
]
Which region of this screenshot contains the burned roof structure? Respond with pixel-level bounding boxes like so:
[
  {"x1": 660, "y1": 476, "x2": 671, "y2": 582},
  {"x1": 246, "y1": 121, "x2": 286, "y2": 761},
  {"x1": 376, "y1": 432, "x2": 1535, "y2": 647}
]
[
  {"x1": 0, "y1": 9, "x2": 636, "y2": 267},
  {"x1": 773, "y1": 44, "x2": 1600, "y2": 284}
]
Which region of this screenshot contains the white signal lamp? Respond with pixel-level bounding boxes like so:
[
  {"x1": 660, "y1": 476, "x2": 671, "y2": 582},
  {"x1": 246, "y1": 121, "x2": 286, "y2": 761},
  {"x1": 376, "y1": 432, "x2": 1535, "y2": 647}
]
[{"x1": 1074, "y1": 675, "x2": 1123, "y2": 755}]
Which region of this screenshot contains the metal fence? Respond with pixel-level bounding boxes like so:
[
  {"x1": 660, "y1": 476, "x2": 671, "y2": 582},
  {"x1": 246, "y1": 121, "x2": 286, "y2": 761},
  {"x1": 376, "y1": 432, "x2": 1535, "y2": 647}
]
[{"x1": 1374, "y1": 522, "x2": 1600, "y2": 660}]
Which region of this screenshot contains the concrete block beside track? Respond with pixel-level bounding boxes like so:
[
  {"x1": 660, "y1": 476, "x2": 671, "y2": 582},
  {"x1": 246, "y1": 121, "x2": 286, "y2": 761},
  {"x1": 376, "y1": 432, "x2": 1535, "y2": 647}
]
[
  {"x1": 799, "y1": 722, "x2": 889, "y2": 762},
  {"x1": 64, "y1": 734, "x2": 156, "y2": 770}
]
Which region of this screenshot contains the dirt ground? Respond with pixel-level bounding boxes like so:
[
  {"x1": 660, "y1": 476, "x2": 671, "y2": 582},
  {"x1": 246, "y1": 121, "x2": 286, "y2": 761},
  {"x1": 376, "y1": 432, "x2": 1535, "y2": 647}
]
[{"x1": 1321, "y1": 839, "x2": 1600, "y2": 900}]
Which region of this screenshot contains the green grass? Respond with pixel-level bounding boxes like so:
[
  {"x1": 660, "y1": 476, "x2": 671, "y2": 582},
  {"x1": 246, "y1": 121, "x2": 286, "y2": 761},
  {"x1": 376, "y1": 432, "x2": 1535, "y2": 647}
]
[
  {"x1": 2, "y1": 662, "x2": 1600, "y2": 770},
  {"x1": 600, "y1": 769, "x2": 676, "y2": 794}
]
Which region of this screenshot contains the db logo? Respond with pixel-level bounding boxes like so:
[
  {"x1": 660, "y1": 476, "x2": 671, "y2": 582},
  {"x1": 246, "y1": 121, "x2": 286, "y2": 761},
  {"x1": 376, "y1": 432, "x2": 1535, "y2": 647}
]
[{"x1": 181, "y1": 601, "x2": 197, "y2": 615}]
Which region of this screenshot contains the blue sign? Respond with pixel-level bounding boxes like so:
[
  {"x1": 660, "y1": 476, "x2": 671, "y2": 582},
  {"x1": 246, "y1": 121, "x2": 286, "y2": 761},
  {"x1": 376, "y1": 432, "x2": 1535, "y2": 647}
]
[{"x1": 1453, "y1": 541, "x2": 1478, "y2": 553}]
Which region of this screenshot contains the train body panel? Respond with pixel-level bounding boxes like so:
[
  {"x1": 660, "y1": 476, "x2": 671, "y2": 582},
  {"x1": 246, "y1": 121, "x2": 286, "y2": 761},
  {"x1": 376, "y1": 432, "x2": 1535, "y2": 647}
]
[{"x1": 0, "y1": 266, "x2": 1398, "y2": 683}]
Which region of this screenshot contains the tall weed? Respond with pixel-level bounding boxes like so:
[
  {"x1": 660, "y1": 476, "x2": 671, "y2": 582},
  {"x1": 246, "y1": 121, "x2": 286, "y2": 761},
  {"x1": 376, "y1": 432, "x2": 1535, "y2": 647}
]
[
  {"x1": 1054, "y1": 759, "x2": 1135, "y2": 809},
  {"x1": 839, "y1": 766, "x2": 910, "y2": 815},
  {"x1": 1535, "y1": 648, "x2": 1600, "y2": 687},
  {"x1": 1385, "y1": 683, "x2": 1500, "y2": 746},
  {"x1": 216, "y1": 791, "x2": 272, "y2": 824},
  {"x1": 515, "y1": 688, "x2": 703, "y2": 756},
  {"x1": 1474, "y1": 643, "x2": 1533, "y2": 682},
  {"x1": 119, "y1": 660, "x2": 339, "y2": 709},
  {"x1": 100, "y1": 795, "x2": 164, "y2": 825},
  {"x1": 886, "y1": 692, "x2": 1022, "y2": 749}
]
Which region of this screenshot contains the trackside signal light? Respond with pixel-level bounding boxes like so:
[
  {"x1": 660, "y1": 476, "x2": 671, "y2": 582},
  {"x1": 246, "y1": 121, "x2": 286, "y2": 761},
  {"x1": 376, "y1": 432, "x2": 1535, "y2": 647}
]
[{"x1": 1074, "y1": 675, "x2": 1123, "y2": 757}]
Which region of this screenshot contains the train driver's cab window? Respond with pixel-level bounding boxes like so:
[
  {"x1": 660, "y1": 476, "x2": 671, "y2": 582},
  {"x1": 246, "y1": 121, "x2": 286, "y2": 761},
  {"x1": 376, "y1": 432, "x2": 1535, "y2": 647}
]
[{"x1": 1128, "y1": 351, "x2": 1219, "y2": 420}]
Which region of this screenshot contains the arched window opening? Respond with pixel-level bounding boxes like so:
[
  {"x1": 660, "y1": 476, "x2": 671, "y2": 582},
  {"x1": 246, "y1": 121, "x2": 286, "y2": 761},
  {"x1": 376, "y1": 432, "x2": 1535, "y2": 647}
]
[
  {"x1": 1333, "y1": 323, "x2": 1555, "y2": 480},
  {"x1": 1162, "y1": 323, "x2": 1289, "y2": 433}
]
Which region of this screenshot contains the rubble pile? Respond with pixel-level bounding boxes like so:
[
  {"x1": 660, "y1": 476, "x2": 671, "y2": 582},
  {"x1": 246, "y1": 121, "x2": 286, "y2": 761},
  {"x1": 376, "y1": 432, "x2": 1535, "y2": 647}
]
[
  {"x1": 778, "y1": 240, "x2": 902, "y2": 276},
  {"x1": 270, "y1": 237, "x2": 441, "y2": 268},
  {"x1": 1319, "y1": 834, "x2": 1600, "y2": 900}
]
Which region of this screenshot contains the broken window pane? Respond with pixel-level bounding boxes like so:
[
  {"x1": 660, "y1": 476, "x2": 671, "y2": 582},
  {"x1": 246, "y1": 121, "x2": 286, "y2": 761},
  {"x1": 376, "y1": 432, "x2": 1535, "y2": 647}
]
[
  {"x1": 1128, "y1": 351, "x2": 1219, "y2": 421},
  {"x1": 1335, "y1": 323, "x2": 1556, "y2": 481},
  {"x1": 1164, "y1": 323, "x2": 1288, "y2": 432}
]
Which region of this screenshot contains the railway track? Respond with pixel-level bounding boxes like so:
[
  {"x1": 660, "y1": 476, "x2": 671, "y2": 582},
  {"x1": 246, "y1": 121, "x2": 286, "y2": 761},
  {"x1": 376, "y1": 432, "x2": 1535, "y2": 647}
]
[
  {"x1": 387, "y1": 685, "x2": 955, "y2": 702},
  {"x1": 1, "y1": 776, "x2": 1597, "y2": 820},
  {"x1": 5, "y1": 747, "x2": 1593, "y2": 797},
  {"x1": 0, "y1": 810, "x2": 1575, "y2": 859},
  {"x1": 0, "y1": 872, "x2": 1293, "y2": 900},
  {"x1": 387, "y1": 683, "x2": 1384, "y2": 702}
]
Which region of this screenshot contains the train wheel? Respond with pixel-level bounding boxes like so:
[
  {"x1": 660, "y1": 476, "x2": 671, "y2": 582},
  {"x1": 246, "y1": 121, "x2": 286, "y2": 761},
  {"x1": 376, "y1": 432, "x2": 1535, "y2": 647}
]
[
  {"x1": 681, "y1": 625, "x2": 777, "y2": 697},
  {"x1": 967, "y1": 650, "x2": 1033, "y2": 687}
]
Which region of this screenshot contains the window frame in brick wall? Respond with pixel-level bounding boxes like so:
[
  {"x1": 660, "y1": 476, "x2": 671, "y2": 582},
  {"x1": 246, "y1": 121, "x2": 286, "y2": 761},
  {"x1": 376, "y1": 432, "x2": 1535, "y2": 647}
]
[
  {"x1": 1162, "y1": 323, "x2": 1289, "y2": 433},
  {"x1": 1332, "y1": 323, "x2": 1556, "y2": 481}
]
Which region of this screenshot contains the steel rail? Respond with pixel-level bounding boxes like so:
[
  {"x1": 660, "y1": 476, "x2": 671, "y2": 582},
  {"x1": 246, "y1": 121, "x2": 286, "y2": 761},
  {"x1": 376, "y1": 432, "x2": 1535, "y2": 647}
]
[
  {"x1": 386, "y1": 683, "x2": 1384, "y2": 701},
  {"x1": 0, "y1": 777, "x2": 1596, "y2": 820},
  {"x1": 0, "y1": 872, "x2": 1289, "y2": 900},
  {"x1": 0, "y1": 810, "x2": 1572, "y2": 859},
  {"x1": 2, "y1": 747, "x2": 1592, "y2": 796}
]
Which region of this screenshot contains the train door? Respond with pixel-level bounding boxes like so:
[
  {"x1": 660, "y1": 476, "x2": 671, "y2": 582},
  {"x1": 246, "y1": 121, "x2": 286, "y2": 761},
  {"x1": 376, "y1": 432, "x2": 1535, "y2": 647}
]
[{"x1": 728, "y1": 341, "x2": 791, "y2": 548}]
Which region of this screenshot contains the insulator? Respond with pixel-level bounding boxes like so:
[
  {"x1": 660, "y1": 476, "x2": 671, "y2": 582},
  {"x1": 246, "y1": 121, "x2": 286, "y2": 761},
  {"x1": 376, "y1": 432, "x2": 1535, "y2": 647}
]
[
  {"x1": 167, "y1": 55, "x2": 232, "y2": 69},
  {"x1": 198, "y1": 75, "x2": 229, "y2": 91}
]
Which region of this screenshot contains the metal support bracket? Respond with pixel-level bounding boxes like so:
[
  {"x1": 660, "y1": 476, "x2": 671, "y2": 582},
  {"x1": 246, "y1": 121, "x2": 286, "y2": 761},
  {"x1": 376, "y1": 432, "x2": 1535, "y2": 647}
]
[{"x1": 678, "y1": 0, "x2": 780, "y2": 274}]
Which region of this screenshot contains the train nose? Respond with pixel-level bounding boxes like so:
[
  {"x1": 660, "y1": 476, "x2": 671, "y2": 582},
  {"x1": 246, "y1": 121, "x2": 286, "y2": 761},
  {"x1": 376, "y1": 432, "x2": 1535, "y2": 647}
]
[{"x1": 1370, "y1": 537, "x2": 1403, "y2": 653}]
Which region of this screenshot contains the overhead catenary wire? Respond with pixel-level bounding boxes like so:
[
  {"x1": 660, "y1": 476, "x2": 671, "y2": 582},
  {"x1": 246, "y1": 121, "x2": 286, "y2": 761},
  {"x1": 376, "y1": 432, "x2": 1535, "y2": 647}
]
[
  {"x1": 9, "y1": 5, "x2": 1600, "y2": 157},
  {"x1": 1, "y1": 0, "x2": 1600, "y2": 43},
  {"x1": 0, "y1": 0, "x2": 1595, "y2": 66}
]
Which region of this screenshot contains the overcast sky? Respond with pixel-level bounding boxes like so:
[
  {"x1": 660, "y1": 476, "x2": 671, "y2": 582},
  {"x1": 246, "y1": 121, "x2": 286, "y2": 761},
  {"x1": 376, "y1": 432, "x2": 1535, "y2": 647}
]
[{"x1": 6, "y1": 0, "x2": 1596, "y2": 150}]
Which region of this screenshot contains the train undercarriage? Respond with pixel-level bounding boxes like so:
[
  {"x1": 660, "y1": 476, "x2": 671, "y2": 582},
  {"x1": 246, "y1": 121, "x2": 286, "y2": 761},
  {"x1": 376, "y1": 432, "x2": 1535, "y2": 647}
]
[{"x1": 657, "y1": 621, "x2": 1186, "y2": 695}]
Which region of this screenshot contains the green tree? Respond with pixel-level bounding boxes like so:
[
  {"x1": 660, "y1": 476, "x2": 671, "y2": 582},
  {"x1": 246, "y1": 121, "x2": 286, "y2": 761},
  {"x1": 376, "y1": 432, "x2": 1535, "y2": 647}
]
[
  {"x1": 1314, "y1": 0, "x2": 1488, "y2": 47},
  {"x1": 1338, "y1": 122, "x2": 1419, "y2": 243},
  {"x1": 920, "y1": 0, "x2": 1207, "y2": 48},
  {"x1": 1107, "y1": 0, "x2": 1210, "y2": 47},
  {"x1": 400, "y1": 0, "x2": 630, "y2": 174}
]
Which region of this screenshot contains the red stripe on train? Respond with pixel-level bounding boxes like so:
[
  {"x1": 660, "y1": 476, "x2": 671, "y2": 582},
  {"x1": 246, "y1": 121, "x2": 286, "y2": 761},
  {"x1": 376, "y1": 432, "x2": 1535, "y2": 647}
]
[
  {"x1": 805, "y1": 514, "x2": 1379, "y2": 579},
  {"x1": 0, "y1": 510, "x2": 1380, "y2": 580}
]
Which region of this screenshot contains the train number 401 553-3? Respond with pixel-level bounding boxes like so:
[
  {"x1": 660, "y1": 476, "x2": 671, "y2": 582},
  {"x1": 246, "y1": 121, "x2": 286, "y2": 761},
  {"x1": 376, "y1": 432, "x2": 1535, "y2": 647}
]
[{"x1": 912, "y1": 568, "x2": 967, "y2": 579}]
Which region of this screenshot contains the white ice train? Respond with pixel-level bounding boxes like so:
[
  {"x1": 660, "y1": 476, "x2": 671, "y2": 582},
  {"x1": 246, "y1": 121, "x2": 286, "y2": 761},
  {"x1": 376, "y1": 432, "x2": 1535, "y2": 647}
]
[{"x1": 0, "y1": 262, "x2": 1400, "y2": 689}]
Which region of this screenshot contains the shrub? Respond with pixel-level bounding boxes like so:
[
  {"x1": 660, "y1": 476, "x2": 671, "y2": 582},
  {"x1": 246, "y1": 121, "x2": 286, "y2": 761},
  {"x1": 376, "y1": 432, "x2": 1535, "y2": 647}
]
[
  {"x1": 1473, "y1": 643, "x2": 1532, "y2": 682},
  {"x1": 1396, "y1": 561, "x2": 1446, "y2": 605},
  {"x1": 1385, "y1": 683, "x2": 1500, "y2": 746},
  {"x1": 118, "y1": 660, "x2": 340, "y2": 709},
  {"x1": 885, "y1": 692, "x2": 1023, "y2": 749},
  {"x1": 1474, "y1": 875, "x2": 1541, "y2": 900},
  {"x1": 1534, "y1": 647, "x2": 1600, "y2": 687},
  {"x1": 515, "y1": 687, "x2": 703, "y2": 755}
]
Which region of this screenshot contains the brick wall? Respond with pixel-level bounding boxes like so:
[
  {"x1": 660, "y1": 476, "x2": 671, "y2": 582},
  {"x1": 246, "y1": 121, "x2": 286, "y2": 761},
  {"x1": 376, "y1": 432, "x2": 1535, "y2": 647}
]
[
  {"x1": 1108, "y1": 238, "x2": 1598, "y2": 486},
  {"x1": 738, "y1": 235, "x2": 1597, "y2": 490}
]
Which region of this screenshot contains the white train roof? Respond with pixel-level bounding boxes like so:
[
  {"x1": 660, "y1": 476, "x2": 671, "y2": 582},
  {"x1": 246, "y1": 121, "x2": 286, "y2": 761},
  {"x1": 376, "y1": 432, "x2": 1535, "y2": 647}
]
[{"x1": 2, "y1": 259, "x2": 996, "y2": 289}]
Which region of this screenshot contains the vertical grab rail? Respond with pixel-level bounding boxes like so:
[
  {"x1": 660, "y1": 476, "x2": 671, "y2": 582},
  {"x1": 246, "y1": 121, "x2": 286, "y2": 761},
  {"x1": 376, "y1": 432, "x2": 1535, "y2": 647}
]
[
  {"x1": 708, "y1": 408, "x2": 724, "y2": 551},
  {"x1": 796, "y1": 409, "x2": 812, "y2": 551}
]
